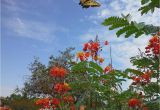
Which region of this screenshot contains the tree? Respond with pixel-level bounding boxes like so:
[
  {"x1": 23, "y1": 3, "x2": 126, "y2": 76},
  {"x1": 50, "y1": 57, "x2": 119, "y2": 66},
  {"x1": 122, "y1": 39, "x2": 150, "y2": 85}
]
[
  {"x1": 1, "y1": 93, "x2": 39, "y2": 110},
  {"x1": 125, "y1": 34, "x2": 160, "y2": 110},
  {"x1": 22, "y1": 47, "x2": 75, "y2": 97}
]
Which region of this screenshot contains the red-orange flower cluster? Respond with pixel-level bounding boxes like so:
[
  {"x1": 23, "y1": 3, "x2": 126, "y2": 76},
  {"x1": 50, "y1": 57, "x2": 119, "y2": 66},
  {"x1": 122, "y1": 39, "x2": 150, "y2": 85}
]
[
  {"x1": 52, "y1": 98, "x2": 60, "y2": 106},
  {"x1": 63, "y1": 95, "x2": 74, "y2": 104},
  {"x1": 145, "y1": 35, "x2": 160, "y2": 56},
  {"x1": 35, "y1": 98, "x2": 61, "y2": 109},
  {"x1": 77, "y1": 41, "x2": 108, "y2": 63},
  {"x1": 54, "y1": 83, "x2": 71, "y2": 94},
  {"x1": 77, "y1": 40, "x2": 108, "y2": 63},
  {"x1": 131, "y1": 71, "x2": 152, "y2": 85},
  {"x1": 128, "y1": 98, "x2": 141, "y2": 108},
  {"x1": 76, "y1": 52, "x2": 90, "y2": 61},
  {"x1": 50, "y1": 67, "x2": 67, "y2": 78},
  {"x1": 35, "y1": 98, "x2": 50, "y2": 109},
  {"x1": 83, "y1": 42, "x2": 100, "y2": 52}
]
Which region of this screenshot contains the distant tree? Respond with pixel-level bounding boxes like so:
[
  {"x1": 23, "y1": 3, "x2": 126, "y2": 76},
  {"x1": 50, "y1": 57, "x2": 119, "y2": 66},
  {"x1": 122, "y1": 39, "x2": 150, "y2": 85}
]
[
  {"x1": 22, "y1": 47, "x2": 75, "y2": 97},
  {"x1": 1, "y1": 93, "x2": 39, "y2": 110}
]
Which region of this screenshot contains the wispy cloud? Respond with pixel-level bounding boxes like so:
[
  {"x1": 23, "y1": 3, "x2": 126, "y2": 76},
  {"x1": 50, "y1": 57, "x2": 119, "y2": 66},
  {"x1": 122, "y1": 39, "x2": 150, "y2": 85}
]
[
  {"x1": 4, "y1": 17, "x2": 68, "y2": 42},
  {"x1": 2, "y1": 0, "x2": 68, "y2": 42},
  {"x1": 90, "y1": 0, "x2": 160, "y2": 25},
  {"x1": 79, "y1": 0, "x2": 157, "y2": 70}
]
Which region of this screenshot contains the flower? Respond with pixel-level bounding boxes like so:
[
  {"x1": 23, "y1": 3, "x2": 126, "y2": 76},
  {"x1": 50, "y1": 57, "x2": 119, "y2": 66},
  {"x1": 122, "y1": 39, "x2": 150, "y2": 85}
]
[
  {"x1": 50, "y1": 67, "x2": 59, "y2": 77},
  {"x1": 52, "y1": 98, "x2": 60, "y2": 106},
  {"x1": 135, "y1": 77, "x2": 141, "y2": 83},
  {"x1": 63, "y1": 82, "x2": 71, "y2": 91},
  {"x1": 35, "y1": 98, "x2": 50, "y2": 109},
  {"x1": 84, "y1": 52, "x2": 90, "y2": 58},
  {"x1": 141, "y1": 72, "x2": 152, "y2": 82},
  {"x1": 77, "y1": 52, "x2": 85, "y2": 61},
  {"x1": 93, "y1": 55, "x2": 98, "y2": 61},
  {"x1": 50, "y1": 67, "x2": 67, "y2": 78},
  {"x1": 83, "y1": 43, "x2": 89, "y2": 51},
  {"x1": 99, "y1": 58, "x2": 104, "y2": 63},
  {"x1": 54, "y1": 83, "x2": 71, "y2": 94},
  {"x1": 145, "y1": 35, "x2": 160, "y2": 56},
  {"x1": 63, "y1": 96, "x2": 74, "y2": 104},
  {"x1": 59, "y1": 67, "x2": 67, "y2": 77},
  {"x1": 54, "y1": 83, "x2": 63, "y2": 93},
  {"x1": 70, "y1": 105, "x2": 76, "y2": 110},
  {"x1": 104, "y1": 65, "x2": 111, "y2": 73},
  {"x1": 90, "y1": 42, "x2": 100, "y2": 52},
  {"x1": 128, "y1": 98, "x2": 141, "y2": 107},
  {"x1": 104, "y1": 41, "x2": 109, "y2": 45}
]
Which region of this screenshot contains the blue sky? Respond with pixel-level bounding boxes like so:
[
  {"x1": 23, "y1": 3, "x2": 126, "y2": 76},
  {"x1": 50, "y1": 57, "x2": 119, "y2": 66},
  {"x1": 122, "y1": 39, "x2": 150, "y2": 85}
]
[{"x1": 1, "y1": 0, "x2": 159, "y2": 96}]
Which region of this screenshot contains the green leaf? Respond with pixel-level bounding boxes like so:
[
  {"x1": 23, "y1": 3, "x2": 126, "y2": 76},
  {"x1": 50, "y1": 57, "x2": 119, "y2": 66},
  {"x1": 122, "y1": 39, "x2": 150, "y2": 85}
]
[
  {"x1": 139, "y1": 0, "x2": 160, "y2": 15},
  {"x1": 89, "y1": 61, "x2": 104, "y2": 74},
  {"x1": 102, "y1": 16, "x2": 159, "y2": 38},
  {"x1": 125, "y1": 68, "x2": 144, "y2": 75}
]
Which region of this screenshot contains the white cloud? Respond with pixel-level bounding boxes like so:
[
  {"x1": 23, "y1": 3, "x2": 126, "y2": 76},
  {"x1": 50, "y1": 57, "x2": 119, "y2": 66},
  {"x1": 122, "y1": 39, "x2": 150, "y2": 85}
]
[
  {"x1": 79, "y1": 27, "x2": 151, "y2": 70},
  {"x1": 4, "y1": 17, "x2": 64, "y2": 42},
  {"x1": 2, "y1": 0, "x2": 68, "y2": 42},
  {"x1": 89, "y1": 0, "x2": 160, "y2": 26},
  {"x1": 80, "y1": 0, "x2": 158, "y2": 70}
]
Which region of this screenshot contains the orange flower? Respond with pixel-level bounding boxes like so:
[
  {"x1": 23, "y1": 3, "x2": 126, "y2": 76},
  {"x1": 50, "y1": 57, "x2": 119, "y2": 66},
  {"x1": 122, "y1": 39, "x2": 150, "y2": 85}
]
[
  {"x1": 135, "y1": 77, "x2": 141, "y2": 83},
  {"x1": 84, "y1": 52, "x2": 90, "y2": 58},
  {"x1": 128, "y1": 98, "x2": 141, "y2": 107},
  {"x1": 50, "y1": 67, "x2": 67, "y2": 78},
  {"x1": 90, "y1": 42, "x2": 100, "y2": 52},
  {"x1": 93, "y1": 55, "x2": 98, "y2": 61},
  {"x1": 145, "y1": 35, "x2": 160, "y2": 56},
  {"x1": 77, "y1": 52, "x2": 84, "y2": 57},
  {"x1": 83, "y1": 43, "x2": 89, "y2": 51},
  {"x1": 141, "y1": 72, "x2": 152, "y2": 82},
  {"x1": 54, "y1": 83, "x2": 71, "y2": 94},
  {"x1": 50, "y1": 67, "x2": 59, "y2": 77},
  {"x1": 54, "y1": 83, "x2": 63, "y2": 93},
  {"x1": 63, "y1": 96, "x2": 74, "y2": 104},
  {"x1": 70, "y1": 105, "x2": 76, "y2": 110},
  {"x1": 104, "y1": 65, "x2": 111, "y2": 73},
  {"x1": 63, "y1": 82, "x2": 71, "y2": 91},
  {"x1": 77, "y1": 52, "x2": 86, "y2": 61},
  {"x1": 59, "y1": 67, "x2": 67, "y2": 77},
  {"x1": 52, "y1": 98, "x2": 60, "y2": 106},
  {"x1": 35, "y1": 98, "x2": 50, "y2": 108},
  {"x1": 99, "y1": 58, "x2": 104, "y2": 63}
]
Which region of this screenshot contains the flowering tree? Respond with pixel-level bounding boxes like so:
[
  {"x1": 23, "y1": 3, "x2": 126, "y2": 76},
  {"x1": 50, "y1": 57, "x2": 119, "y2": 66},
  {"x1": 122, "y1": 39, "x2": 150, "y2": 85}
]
[
  {"x1": 8, "y1": 0, "x2": 159, "y2": 110},
  {"x1": 126, "y1": 34, "x2": 160, "y2": 110},
  {"x1": 22, "y1": 48, "x2": 75, "y2": 97},
  {"x1": 34, "y1": 37, "x2": 130, "y2": 110}
]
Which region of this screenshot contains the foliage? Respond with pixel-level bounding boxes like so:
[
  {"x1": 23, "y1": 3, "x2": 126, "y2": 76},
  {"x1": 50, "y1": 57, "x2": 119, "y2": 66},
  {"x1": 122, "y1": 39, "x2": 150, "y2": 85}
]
[
  {"x1": 69, "y1": 61, "x2": 129, "y2": 109},
  {"x1": 139, "y1": 0, "x2": 160, "y2": 15},
  {"x1": 102, "y1": 16, "x2": 160, "y2": 38},
  {"x1": 1, "y1": 93, "x2": 39, "y2": 110},
  {"x1": 102, "y1": 0, "x2": 160, "y2": 38},
  {"x1": 125, "y1": 34, "x2": 160, "y2": 110},
  {"x1": 6, "y1": 0, "x2": 160, "y2": 110},
  {"x1": 22, "y1": 47, "x2": 75, "y2": 97}
]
